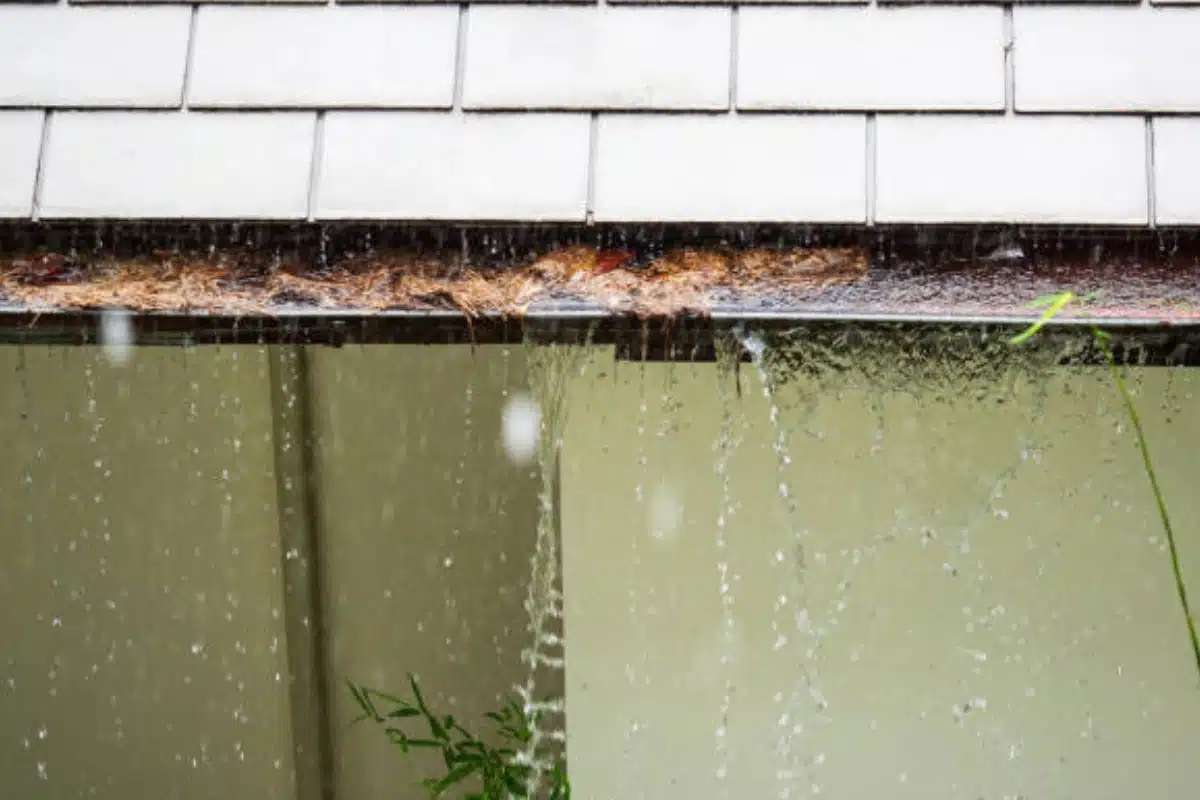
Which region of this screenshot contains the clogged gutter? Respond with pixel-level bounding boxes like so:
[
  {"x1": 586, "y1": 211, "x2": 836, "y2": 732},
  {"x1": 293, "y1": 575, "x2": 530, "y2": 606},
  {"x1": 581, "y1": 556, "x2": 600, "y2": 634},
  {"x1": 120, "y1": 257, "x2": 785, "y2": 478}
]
[
  {"x1": 4, "y1": 232, "x2": 1200, "y2": 325},
  {"x1": 0, "y1": 247, "x2": 868, "y2": 319}
]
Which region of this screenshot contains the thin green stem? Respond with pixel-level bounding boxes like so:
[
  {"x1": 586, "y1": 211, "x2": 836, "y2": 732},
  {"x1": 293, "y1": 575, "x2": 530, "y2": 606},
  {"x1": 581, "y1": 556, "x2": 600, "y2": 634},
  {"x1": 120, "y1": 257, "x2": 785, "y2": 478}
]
[
  {"x1": 1098, "y1": 335, "x2": 1200, "y2": 682},
  {"x1": 1013, "y1": 294, "x2": 1199, "y2": 686}
]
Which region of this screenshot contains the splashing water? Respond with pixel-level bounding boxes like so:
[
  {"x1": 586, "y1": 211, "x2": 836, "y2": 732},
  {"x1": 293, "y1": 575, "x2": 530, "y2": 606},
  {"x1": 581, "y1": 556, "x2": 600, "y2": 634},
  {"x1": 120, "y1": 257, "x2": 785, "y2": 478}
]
[
  {"x1": 740, "y1": 328, "x2": 820, "y2": 799},
  {"x1": 711, "y1": 335, "x2": 746, "y2": 794},
  {"x1": 513, "y1": 333, "x2": 593, "y2": 798},
  {"x1": 502, "y1": 393, "x2": 541, "y2": 467},
  {"x1": 99, "y1": 309, "x2": 134, "y2": 367}
]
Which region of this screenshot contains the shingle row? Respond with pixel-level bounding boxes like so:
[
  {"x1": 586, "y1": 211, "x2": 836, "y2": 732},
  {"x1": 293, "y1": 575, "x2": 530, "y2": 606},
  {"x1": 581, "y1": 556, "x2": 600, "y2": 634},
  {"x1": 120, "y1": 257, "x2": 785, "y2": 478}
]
[
  {"x1": 5, "y1": 7, "x2": 1200, "y2": 112},
  {"x1": 8, "y1": 0, "x2": 1200, "y2": 6},
  {"x1": 4, "y1": 110, "x2": 1199, "y2": 224}
]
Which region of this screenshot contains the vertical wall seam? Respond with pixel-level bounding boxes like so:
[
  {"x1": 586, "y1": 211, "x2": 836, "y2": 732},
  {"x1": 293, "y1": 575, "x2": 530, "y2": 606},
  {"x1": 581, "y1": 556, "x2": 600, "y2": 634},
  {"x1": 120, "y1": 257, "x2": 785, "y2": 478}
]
[
  {"x1": 180, "y1": 5, "x2": 200, "y2": 111},
  {"x1": 306, "y1": 112, "x2": 326, "y2": 224},
  {"x1": 452, "y1": 4, "x2": 470, "y2": 114},
  {"x1": 295, "y1": 348, "x2": 336, "y2": 800},
  {"x1": 29, "y1": 110, "x2": 52, "y2": 222},
  {"x1": 1003, "y1": 5, "x2": 1015, "y2": 115},
  {"x1": 266, "y1": 347, "x2": 336, "y2": 800},
  {"x1": 585, "y1": 112, "x2": 599, "y2": 225},
  {"x1": 1146, "y1": 116, "x2": 1157, "y2": 228},
  {"x1": 865, "y1": 113, "x2": 877, "y2": 227},
  {"x1": 728, "y1": 6, "x2": 739, "y2": 114}
]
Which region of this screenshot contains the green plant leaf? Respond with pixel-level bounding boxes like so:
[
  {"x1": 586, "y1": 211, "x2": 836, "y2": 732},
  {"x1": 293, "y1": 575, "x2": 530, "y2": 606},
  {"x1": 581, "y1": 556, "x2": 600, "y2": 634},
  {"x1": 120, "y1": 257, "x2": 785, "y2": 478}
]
[
  {"x1": 386, "y1": 729, "x2": 440, "y2": 750},
  {"x1": 1010, "y1": 291, "x2": 1075, "y2": 345},
  {"x1": 1094, "y1": 331, "x2": 1200, "y2": 682},
  {"x1": 408, "y1": 674, "x2": 431, "y2": 714},
  {"x1": 346, "y1": 680, "x2": 381, "y2": 722},
  {"x1": 368, "y1": 689, "x2": 410, "y2": 706},
  {"x1": 502, "y1": 770, "x2": 527, "y2": 795},
  {"x1": 387, "y1": 707, "x2": 421, "y2": 719},
  {"x1": 349, "y1": 678, "x2": 571, "y2": 797},
  {"x1": 424, "y1": 761, "x2": 481, "y2": 797},
  {"x1": 407, "y1": 674, "x2": 448, "y2": 741},
  {"x1": 1008, "y1": 301, "x2": 1198, "y2": 688},
  {"x1": 1024, "y1": 293, "x2": 1063, "y2": 309}
]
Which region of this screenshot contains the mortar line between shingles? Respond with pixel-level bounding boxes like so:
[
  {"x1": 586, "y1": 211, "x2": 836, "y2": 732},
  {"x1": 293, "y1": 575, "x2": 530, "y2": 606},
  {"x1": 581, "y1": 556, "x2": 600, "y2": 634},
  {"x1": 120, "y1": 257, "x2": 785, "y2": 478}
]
[
  {"x1": 585, "y1": 112, "x2": 599, "y2": 225},
  {"x1": 306, "y1": 112, "x2": 326, "y2": 224},
  {"x1": 180, "y1": 6, "x2": 199, "y2": 111},
  {"x1": 865, "y1": 113, "x2": 877, "y2": 227},
  {"x1": 29, "y1": 110, "x2": 52, "y2": 223},
  {"x1": 728, "y1": 6, "x2": 739, "y2": 114},
  {"x1": 1146, "y1": 116, "x2": 1157, "y2": 228},
  {"x1": 1003, "y1": 5, "x2": 1015, "y2": 116},
  {"x1": 452, "y1": 4, "x2": 469, "y2": 114}
]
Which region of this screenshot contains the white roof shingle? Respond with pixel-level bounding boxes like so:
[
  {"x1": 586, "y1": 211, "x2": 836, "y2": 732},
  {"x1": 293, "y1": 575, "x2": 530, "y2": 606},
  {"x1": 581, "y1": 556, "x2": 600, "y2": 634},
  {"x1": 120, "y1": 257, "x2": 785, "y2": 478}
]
[
  {"x1": 738, "y1": 8, "x2": 1005, "y2": 112},
  {"x1": 0, "y1": 7, "x2": 191, "y2": 108},
  {"x1": 875, "y1": 115, "x2": 1148, "y2": 224},
  {"x1": 1152, "y1": 118, "x2": 1200, "y2": 225},
  {"x1": 1015, "y1": 7, "x2": 1200, "y2": 112},
  {"x1": 39, "y1": 112, "x2": 315, "y2": 220},
  {"x1": 0, "y1": 112, "x2": 44, "y2": 219},
  {"x1": 593, "y1": 115, "x2": 866, "y2": 223},
  {"x1": 188, "y1": 8, "x2": 459, "y2": 109},
  {"x1": 463, "y1": 7, "x2": 732, "y2": 111},
  {"x1": 317, "y1": 112, "x2": 590, "y2": 221},
  {"x1": 0, "y1": 2, "x2": 1194, "y2": 225}
]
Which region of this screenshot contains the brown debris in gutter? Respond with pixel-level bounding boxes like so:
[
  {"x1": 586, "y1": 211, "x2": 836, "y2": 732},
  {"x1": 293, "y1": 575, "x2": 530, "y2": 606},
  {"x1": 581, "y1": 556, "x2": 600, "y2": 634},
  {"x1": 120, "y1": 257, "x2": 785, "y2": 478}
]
[{"x1": 0, "y1": 246, "x2": 869, "y2": 318}]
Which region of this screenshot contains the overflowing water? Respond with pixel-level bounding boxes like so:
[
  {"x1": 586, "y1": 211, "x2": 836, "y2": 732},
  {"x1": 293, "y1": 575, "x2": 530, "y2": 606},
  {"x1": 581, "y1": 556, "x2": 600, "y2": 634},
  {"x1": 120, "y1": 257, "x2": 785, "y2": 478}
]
[{"x1": 1, "y1": 328, "x2": 1199, "y2": 799}]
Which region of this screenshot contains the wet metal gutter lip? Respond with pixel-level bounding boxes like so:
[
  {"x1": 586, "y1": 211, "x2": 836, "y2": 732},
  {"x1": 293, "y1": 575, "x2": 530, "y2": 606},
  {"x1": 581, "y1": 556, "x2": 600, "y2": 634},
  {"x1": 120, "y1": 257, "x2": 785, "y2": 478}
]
[{"x1": 3, "y1": 305, "x2": 1199, "y2": 328}]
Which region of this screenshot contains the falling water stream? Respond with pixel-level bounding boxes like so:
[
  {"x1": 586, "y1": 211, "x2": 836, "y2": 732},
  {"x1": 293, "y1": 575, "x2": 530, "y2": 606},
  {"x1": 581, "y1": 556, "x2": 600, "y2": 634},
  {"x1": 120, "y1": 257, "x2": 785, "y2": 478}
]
[
  {"x1": 740, "y1": 329, "x2": 820, "y2": 799},
  {"x1": 500, "y1": 322, "x2": 1200, "y2": 798},
  {"x1": 711, "y1": 335, "x2": 744, "y2": 796},
  {"x1": 3, "y1": 324, "x2": 1199, "y2": 798},
  {"x1": 514, "y1": 338, "x2": 593, "y2": 798}
]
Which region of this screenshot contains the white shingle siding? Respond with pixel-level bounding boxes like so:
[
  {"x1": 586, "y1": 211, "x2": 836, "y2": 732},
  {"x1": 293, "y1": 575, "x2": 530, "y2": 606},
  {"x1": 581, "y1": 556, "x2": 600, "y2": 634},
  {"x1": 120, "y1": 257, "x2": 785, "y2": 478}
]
[
  {"x1": 70, "y1": 0, "x2": 324, "y2": 4},
  {"x1": 463, "y1": 8, "x2": 731, "y2": 111},
  {"x1": 39, "y1": 112, "x2": 315, "y2": 219},
  {"x1": 189, "y1": 8, "x2": 459, "y2": 109},
  {"x1": 1014, "y1": 8, "x2": 1200, "y2": 112},
  {"x1": 0, "y1": 7, "x2": 191, "y2": 108},
  {"x1": 593, "y1": 115, "x2": 866, "y2": 223},
  {"x1": 317, "y1": 113, "x2": 591, "y2": 221},
  {"x1": 875, "y1": 116, "x2": 1148, "y2": 224},
  {"x1": 611, "y1": 0, "x2": 864, "y2": 4},
  {"x1": 1152, "y1": 119, "x2": 1200, "y2": 225},
  {"x1": 0, "y1": 112, "x2": 43, "y2": 218},
  {"x1": 738, "y1": 8, "x2": 1005, "y2": 112},
  {"x1": 0, "y1": 3, "x2": 1193, "y2": 225}
]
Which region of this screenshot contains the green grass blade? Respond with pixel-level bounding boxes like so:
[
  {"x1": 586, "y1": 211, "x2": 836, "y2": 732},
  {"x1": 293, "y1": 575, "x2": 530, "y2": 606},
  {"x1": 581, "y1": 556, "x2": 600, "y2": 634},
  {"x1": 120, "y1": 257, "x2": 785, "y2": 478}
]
[{"x1": 1100, "y1": 339, "x2": 1200, "y2": 682}]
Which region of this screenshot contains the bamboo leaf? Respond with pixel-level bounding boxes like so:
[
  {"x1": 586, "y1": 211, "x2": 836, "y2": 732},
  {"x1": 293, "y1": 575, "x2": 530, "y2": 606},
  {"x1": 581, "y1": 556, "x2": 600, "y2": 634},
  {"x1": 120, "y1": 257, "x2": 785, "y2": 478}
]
[
  {"x1": 408, "y1": 674, "x2": 431, "y2": 715},
  {"x1": 346, "y1": 681, "x2": 381, "y2": 722},
  {"x1": 1010, "y1": 291, "x2": 1076, "y2": 345},
  {"x1": 387, "y1": 707, "x2": 421, "y2": 719},
  {"x1": 425, "y1": 761, "x2": 480, "y2": 797}
]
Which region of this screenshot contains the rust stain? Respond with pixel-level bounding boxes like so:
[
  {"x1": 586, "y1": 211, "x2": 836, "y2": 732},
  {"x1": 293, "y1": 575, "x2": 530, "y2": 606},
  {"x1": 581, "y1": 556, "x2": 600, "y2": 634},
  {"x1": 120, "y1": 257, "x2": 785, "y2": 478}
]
[{"x1": 0, "y1": 246, "x2": 869, "y2": 319}]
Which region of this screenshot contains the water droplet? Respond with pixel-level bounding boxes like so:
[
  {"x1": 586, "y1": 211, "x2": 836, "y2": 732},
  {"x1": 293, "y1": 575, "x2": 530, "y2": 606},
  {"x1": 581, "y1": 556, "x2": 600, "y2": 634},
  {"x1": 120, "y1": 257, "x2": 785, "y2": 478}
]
[
  {"x1": 100, "y1": 308, "x2": 134, "y2": 366},
  {"x1": 501, "y1": 394, "x2": 540, "y2": 465}
]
